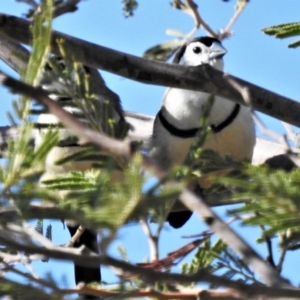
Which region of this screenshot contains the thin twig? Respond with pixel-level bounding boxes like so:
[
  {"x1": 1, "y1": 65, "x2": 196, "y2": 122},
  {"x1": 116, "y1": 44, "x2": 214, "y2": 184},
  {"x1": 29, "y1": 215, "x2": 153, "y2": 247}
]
[
  {"x1": 220, "y1": 0, "x2": 248, "y2": 40},
  {"x1": 259, "y1": 224, "x2": 276, "y2": 269},
  {"x1": 185, "y1": 0, "x2": 218, "y2": 38},
  {"x1": 18, "y1": 252, "x2": 40, "y2": 279},
  {"x1": 282, "y1": 122, "x2": 296, "y2": 139},
  {"x1": 253, "y1": 113, "x2": 291, "y2": 150},
  {"x1": 277, "y1": 245, "x2": 288, "y2": 274},
  {"x1": 0, "y1": 250, "x2": 47, "y2": 263},
  {"x1": 65, "y1": 225, "x2": 85, "y2": 248},
  {"x1": 2, "y1": 262, "x2": 62, "y2": 295},
  {"x1": 139, "y1": 219, "x2": 159, "y2": 261},
  {"x1": 184, "y1": 0, "x2": 202, "y2": 39},
  {"x1": 6, "y1": 223, "x2": 56, "y2": 249},
  {"x1": 137, "y1": 238, "x2": 206, "y2": 272}
]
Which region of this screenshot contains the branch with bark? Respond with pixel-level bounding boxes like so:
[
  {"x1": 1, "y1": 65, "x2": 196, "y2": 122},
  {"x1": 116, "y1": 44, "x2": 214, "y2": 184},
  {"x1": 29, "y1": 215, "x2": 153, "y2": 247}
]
[
  {"x1": 0, "y1": 14, "x2": 300, "y2": 127},
  {"x1": 1, "y1": 227, "x2": 300, "y2": 299}
]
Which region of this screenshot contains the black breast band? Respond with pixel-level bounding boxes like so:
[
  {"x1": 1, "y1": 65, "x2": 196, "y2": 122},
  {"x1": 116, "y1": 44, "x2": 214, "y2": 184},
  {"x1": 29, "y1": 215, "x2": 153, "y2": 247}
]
[
  {"x1": 158, "y1": 109, "x2": 199, "y2": 138},
  {"x1": 158, "y1": 104, "x2": 240, "y2": 138}
]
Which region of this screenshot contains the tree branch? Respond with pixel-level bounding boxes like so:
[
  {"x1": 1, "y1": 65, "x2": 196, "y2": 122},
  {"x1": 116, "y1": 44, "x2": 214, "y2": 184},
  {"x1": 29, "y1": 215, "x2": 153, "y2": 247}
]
[
  {"x1": 0, "y1": 231, "x2": 300, "y2": 299},
  {"x1": 64, "y1": 285, "x2": 247, "y2": 300},
  {"x1": 178, "y1": 189, "x2": 289, "y2": 287},
  {"x1": 140, "y1": 219, "x2": 159, "y2": 261},
  {"x1": 0, "y1": 37, "x2": 29, "y2": 73},
  {"x1": 1, "y1": 14, "x2": 300, "y2": 127},
  {"x1": 0, "y1": 71, "x2": 132, "y2": 160}
]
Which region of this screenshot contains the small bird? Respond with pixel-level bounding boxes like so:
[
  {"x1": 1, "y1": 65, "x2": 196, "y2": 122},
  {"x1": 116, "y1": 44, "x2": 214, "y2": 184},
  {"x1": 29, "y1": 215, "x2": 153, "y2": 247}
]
[
  {"x1": 35, "y1": 60, "x2": 126, "y2": 299},
  {"x1": 151, "y1": 37, "x2": 256, "y2": 228}
]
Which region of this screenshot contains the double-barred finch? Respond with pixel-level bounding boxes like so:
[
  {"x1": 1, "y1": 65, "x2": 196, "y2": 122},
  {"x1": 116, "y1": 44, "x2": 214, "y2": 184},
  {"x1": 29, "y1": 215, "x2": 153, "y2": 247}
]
[
  {"x1": 151, "y1": 37, "x2": 256, "y2": 228},
  {"x1": 35, "y1": 58, "x2": 127, "y2": 299}
]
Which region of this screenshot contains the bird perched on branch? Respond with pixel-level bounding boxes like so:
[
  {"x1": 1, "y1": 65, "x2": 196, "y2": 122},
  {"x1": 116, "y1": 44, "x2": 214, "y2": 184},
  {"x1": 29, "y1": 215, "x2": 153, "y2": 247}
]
[
  {"x1": 35, "y1": 59, "x2": 127, "y2": 299},
  {"x1": 151, "y1": 36, "x2": 256, "y2": 228}
]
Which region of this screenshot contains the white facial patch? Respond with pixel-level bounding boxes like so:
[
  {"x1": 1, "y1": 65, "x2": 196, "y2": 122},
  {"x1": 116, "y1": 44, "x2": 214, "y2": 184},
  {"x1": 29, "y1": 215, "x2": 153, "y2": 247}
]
[
  {"x1": 179, "y1": 41, "x2": 225, "y2": 71},
  {"x1": 179, "y1": 42, "x2": 209, "y2": 66}
]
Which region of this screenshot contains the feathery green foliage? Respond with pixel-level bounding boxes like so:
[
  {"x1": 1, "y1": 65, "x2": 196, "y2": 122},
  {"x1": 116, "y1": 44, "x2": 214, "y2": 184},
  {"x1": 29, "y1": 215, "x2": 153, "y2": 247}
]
[
  {"x1": 0, "y1": 1, "x2": 64, "y2": 295},
  {"x1": 220, "y1": 164, "x2": 300, "y2": 247},
  {"x1": 2, "y1": 0, "x2": 55, "y2": 192},
  {"x1": 42, "y1": 155, "x2": 145, "y2": 229},
  {"x1": 182, "y1": 238, "x2": 258, "y2": 286},
  {"x1": 262, "y1": 22, "x2": 300, "y2": 48},
  {"x1": 35, "y1": 219, "x2": 43, "y2": 235},
  {"x1": 25, "y1": 0, "x2": 53, "y2": 87},
  {"x1": 46, "y1": 224, "x2": 52, "y2": 241}
]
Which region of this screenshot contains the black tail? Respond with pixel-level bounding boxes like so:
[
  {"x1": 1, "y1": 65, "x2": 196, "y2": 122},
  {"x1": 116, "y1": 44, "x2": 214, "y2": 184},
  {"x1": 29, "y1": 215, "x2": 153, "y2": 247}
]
[
  {"x1": 166, "y1": 210, "x2": 193, "y2": 228},
  {"x1": 167, "y1": 184, "x2": 204, "y2": 228},
  {"x1": 67, "y1": 225, "x2": 101, "y2": 300}
]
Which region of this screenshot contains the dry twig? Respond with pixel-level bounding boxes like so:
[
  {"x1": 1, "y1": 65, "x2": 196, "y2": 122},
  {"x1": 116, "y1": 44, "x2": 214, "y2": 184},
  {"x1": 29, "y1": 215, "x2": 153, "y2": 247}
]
[
  {"x1": 185, "y1": 0, "x2": 218, "y2": 39},
  {"x1": 220, "y1": 0, "x2": 249, "y2": 40}
]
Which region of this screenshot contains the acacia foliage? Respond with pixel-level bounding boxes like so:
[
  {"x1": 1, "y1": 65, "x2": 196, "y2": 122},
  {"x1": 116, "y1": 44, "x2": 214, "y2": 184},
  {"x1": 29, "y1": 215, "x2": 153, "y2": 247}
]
[{"x1": 0, "y1": 1, "x2": 300, "y2": 299}]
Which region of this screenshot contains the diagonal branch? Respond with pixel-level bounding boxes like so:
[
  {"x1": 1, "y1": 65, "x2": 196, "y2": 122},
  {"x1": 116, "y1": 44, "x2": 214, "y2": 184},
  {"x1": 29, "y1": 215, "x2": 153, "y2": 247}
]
[
  {"x1": 1, "y1": 14, "x2": 300, "y2": 127},
  {"x1": 178, "y1": 189, "x2": 289, "y2": 287},
  {"x1": 0, "y1": 37, "x2": 30, "y2": 73},
  {"x1": 0, "y1": 70, "x2": 132, "y2": 160}
]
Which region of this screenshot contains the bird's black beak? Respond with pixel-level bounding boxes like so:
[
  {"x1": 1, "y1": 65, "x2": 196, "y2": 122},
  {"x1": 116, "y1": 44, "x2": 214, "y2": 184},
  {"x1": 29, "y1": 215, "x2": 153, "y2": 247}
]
[{"x1": 208, "y1": 41, "x2": 227, "y2": 60}]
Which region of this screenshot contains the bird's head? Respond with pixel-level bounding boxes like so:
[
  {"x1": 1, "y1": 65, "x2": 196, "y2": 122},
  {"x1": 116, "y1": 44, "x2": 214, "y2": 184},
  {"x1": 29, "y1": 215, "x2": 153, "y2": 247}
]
[{"x1": 173, "y1": 36, "x2": 227, "y2": 71}]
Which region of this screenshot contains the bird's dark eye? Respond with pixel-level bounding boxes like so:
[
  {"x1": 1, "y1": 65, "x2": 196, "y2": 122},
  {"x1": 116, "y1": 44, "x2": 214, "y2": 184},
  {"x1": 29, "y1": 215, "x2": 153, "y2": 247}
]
[{"x1": 193, "y1": 46, "x2": 201, "y2": 54}]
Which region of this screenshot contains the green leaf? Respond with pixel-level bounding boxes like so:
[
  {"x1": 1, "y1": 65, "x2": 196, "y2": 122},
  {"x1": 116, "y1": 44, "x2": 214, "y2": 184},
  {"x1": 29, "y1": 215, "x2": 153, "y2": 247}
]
[
  {"x1": 288, "y1": 39, "x2": 300, "y2": 48},
  {"x1": 262, "y1": 22, "x2": 300, "y2": 48},
  {"x1": 46, "y1": 224, "x2": 52, "y2": 241},
  {"x1": 35, "y1": 219, "x2": 43, "y2": 235},
  {"x1": 25, "y1": 0, "x2": 53, "y2": 87},
  {"x1": 263, "y1": 22, "x2": 300, "y2": 38},
  {"x1": 220, "y1": 164, "x2": 300, "y2": 246}
]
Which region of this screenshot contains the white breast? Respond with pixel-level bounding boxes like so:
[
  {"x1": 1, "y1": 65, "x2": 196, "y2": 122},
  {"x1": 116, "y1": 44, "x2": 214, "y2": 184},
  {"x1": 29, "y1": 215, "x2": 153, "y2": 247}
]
[{"x1": 153, "y1": 88, "x2": 255, "y2": 170}]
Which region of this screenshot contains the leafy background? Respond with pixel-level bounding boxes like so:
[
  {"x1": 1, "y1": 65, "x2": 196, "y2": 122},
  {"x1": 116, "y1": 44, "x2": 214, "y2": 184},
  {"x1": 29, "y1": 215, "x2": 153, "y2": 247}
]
[{"x1": 0, "y1": 0, "x2": 300, "y2": 290}]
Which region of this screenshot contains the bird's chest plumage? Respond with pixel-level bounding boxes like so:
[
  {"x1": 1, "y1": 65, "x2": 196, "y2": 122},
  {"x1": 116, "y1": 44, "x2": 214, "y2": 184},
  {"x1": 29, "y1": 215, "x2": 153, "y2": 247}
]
[
  {"x1": 162, "y1": 88, "x2": 238, "y2": 129},
  {"x1": 152, "y1": 88, "x2": 255, "y2": 170},
  {"x1": 162, "y1": 89, "x2": 207, "y2": 129}
]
